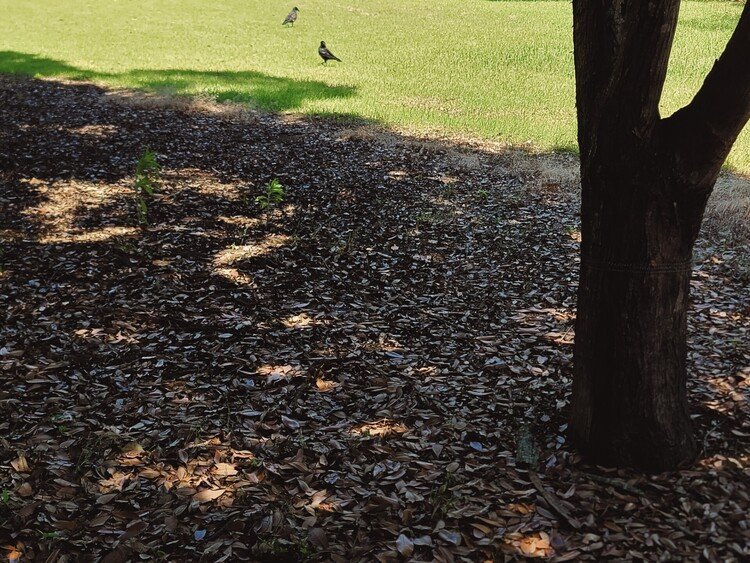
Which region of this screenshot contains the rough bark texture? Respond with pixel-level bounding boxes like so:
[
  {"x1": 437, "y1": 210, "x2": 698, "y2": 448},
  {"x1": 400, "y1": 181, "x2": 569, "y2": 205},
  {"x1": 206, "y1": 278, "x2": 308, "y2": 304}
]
[{"x1": 570, "y1": 1, "x2": 750, "y2": 470}]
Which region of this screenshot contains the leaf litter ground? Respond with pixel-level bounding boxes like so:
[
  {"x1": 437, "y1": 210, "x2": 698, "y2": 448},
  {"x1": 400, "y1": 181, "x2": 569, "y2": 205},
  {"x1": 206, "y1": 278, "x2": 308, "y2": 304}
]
[{"x1": 0, "y1": 76, "x2": 748, "y2": 562}]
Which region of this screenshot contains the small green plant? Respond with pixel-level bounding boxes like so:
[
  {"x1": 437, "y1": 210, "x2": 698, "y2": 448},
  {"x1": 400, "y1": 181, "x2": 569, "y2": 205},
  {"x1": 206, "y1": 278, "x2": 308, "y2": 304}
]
[
  {"x1": 429, "y1": 470, "x2": 457, "y2": 518},
  {"x1": 296, "y1": 538, "x2": 312, "y2": 558},
  {"x1": 236, "y1": 225, "x2": 251, "y2": 246},
  {"x1": 253, "y1": 537, "x2": 285, "y2": 558},
  {"x1": 336, "y1": 227, "x2": 360, "y2": 256},
  {"x1": 476, "y1": 188, "x2": 488, "y2": 200},
  {"x1": 1, "y1": 489, "x2": 10, "y2": 505},
  {"x1": 116, "y1": 241, "x2": 137, "y2": 255},
  {"x1": 255, "y1": 179, "x2": 285, "y2": 224},
  {"x1": 134, "y1": 149, "x2": 161, "y2": 226}
]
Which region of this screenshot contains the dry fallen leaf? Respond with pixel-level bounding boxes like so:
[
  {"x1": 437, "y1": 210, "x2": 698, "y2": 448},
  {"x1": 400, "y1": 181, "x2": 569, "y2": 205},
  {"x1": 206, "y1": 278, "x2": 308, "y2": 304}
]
[
  {"x1": 1, "y1": 74, "x2": 748, "y2": 563},
  {"x1": 139, "y1": 469, "x2": 161, "y2": 479},
  {"x1": 438, "y1": 530, "x2": 462, "y2": 546},
  {"x1": 16, "y1": 483, "x2": 33, "y2": 498},
  {"x1": 10, "y1": 455, "x2": 30, "y2": 473},
  {"x1": 396, "y1": 534, "x2": 414, "y2": 557},
  {"x1": 309, "y1": 527, "x2": 329, "y2": 550},
  {"x1": 316, "y1": 378, "x2": 339, "y2": 392},
  {"x1": 193, "y1": 488, "x2": 225, "y2": 503},
  {"x1": 120, "y1": 442, "x2": 145, "y2": 457},
  {"x1": 119, "y1": 520, "x2": 147, "y2": 541},
  {"x1": 212, "y1": 463, "x2": 238, "y2": 477},
  {"x1": 95, "y1": 493, "x2": 117, "y2": 505},
  {"x1": 281, "y1": 415, "x2": 301, "y2": 430}
]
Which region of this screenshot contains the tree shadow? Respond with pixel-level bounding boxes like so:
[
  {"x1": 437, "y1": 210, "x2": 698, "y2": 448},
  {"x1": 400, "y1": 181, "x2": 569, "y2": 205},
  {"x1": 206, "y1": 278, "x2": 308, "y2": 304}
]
[
  {"x1": 0, "y1": 50, "x2": 358, "y2": 233},
  {"x1": 0, "y1": 50, "x2": 96, "y2": 80},
  {"x1": 0, "y1": 50, "x2": 357, "y2": 112},
  {"x1": 0, "y1": 73, "x2": 748, "y2": 562}
]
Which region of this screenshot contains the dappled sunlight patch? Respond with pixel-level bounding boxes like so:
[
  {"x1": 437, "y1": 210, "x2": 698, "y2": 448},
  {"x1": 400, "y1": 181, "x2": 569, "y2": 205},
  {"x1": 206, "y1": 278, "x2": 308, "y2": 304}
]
[
  {"x1": 106, "y1": 90, "x2": 258, "y2": 123},
  {"x1": 68, "y1": 124, "x2": 118, "y2": 138},
  {"x1": 350, "y1": 420, "x2": 408, "y2": 438},
  {"x1": 700, "y1": 369, "x2": 750, "y2": 414},
  {"x1": 291, "y1": 489, "x2": 340, "y2": 514},
  {"x1": 161, "y1": 168, "x2": 246, "y2": 201},
  {"x1": 213, "y1": 234, "x2": 291, "y2": 266},
  {"x1": 272, "y1": 203, "x2": 296, "y2": 219},
  {"x1": 414, "y1": 365, "x2": 440, "y2": 379},
  {"x1": 512, "y1": 307, "x2": 576, "y2": 348},
  {"x1": 213, "y1": 266, "x2": 256, "y2": 286},
  {"x1": 218, "y1": 215, "x2": 263, "y2": 229},
  {"x1": 282, "y1": 313, "x2": 314, "y2": 329},
  {"x1": 22, "y1": 179, "x2": 125, "y2": 240},
  {"x1": 386, "y1": 169, "x2": 409, "y2": 181},
  {"x1": 255, "y1": 363, "x2": 306, "y2": 384},
  {"x1": 0, "y1": 228, "x2": 23, "y2": 242},
  {"x1": 697, "y1": 453, "x2": 750, "y2": 471},
  {"x1": 73, "y1": 326, "x2": 139, "y2": 345},
  {"x1": 94, "y1": 439, "x2": 264, "y2": 512},
  {"x1": 315, "y1": 378, "x2": 340, "y2": 392},
  {"x1": 501, "y1": 531, "x2": 555, "y2": 558},
  {"x1": 42, "y1": 225, "x2": 138, "y2": 244},
  {"x1": 705, "y1": 307, "x2": 744, "y2": 324},
  {"x1": 542, "y1": 328, "x2": 575, "y2": 346}
]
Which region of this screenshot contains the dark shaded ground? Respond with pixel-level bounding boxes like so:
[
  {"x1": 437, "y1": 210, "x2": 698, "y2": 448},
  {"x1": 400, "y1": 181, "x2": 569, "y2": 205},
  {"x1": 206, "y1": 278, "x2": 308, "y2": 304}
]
[{"x1": 0, "y1": 75, "x2": 748, "y2": 562}]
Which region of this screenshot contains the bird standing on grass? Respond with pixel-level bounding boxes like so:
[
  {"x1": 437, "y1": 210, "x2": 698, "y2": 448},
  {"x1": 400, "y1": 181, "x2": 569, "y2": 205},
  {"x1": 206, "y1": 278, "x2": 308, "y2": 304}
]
[
  {"x1": 318, "y1": 41, "x2": 341, "y2": 64},
  {"x1": 282, "y1": 7, "x2": 299, "y2": 26}
]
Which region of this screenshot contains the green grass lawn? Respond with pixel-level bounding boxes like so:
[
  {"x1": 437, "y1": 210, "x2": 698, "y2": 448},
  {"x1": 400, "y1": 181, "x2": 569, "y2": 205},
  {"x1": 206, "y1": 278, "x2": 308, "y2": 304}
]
[{"x1": 1, "y1": 0, "x2": 748, "y2": 171}]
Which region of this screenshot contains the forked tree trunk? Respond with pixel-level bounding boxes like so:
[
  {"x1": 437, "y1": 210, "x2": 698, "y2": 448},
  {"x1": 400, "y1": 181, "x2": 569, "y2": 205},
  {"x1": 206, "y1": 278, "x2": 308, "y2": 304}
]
[{"x1": 570, "y1": 1, "x2": 750, "y2": 470}]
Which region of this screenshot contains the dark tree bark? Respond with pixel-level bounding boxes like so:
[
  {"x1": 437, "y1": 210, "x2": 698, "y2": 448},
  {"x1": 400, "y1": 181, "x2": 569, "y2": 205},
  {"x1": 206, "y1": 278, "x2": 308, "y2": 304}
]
[{"x1": 570, "y1": 1, "x2": 750, "y2": 470}]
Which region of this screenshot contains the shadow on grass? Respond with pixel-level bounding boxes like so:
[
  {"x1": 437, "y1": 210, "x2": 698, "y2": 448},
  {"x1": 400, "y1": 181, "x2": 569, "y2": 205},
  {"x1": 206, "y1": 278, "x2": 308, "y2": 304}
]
[{"x1": 0, "y1": 50, "x2": 357, "y2": 112}]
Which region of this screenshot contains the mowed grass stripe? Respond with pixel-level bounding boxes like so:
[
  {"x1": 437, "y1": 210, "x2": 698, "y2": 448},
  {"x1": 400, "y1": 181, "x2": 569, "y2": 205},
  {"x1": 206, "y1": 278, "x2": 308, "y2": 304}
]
[{"x1": 0, "y1": 0, "x2": 747, "y2": 170}]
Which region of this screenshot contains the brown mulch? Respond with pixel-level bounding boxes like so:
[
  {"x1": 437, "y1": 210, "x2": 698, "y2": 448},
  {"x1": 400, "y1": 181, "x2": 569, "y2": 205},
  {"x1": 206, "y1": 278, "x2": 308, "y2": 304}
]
[{"x1": 0, "y1": 75, "x2": 748, "y2": 562}]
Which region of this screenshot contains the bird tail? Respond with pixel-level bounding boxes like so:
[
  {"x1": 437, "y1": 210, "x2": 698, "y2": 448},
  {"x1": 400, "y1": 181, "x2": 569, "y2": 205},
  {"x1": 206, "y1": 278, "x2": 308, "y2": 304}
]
[{"x1": 333, "y1": 56, "x2": 342, "y2": 62}]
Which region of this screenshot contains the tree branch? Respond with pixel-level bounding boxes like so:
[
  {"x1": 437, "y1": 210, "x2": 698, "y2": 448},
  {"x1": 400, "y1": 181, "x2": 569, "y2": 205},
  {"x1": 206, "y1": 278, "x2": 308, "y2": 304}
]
[
  {"x1": 573, "y1": 1, "x2": 681, "y2": 157},
  {"x1": 663, "y1": 2, "x2": 750, "y2": 186}
]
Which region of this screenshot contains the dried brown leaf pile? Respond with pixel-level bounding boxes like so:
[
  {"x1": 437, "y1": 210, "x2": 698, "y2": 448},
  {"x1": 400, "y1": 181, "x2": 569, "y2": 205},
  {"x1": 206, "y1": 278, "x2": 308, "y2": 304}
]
[{"x1": 0, "y1": 76, "x2": 748, "y2": 562}]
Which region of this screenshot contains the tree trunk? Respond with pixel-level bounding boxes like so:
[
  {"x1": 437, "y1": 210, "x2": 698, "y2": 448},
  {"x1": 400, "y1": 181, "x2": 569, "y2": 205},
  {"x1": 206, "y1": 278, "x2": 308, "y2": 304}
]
[
  {"x1": 570, "y1": 1, "x2": 750, "y2": 470},
  {"x1": 570, "y1": 158, "x2": 706, "y2": 470}
]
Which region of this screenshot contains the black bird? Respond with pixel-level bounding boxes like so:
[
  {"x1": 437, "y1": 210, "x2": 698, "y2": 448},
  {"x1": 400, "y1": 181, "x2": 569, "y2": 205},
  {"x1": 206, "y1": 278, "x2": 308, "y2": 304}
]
[
  {"x1": 282, "y1": 7, "x2": 299, "y2": 26},
  {"x1": 318, "y1": 41, "x2": 341, "y2": 64}
]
